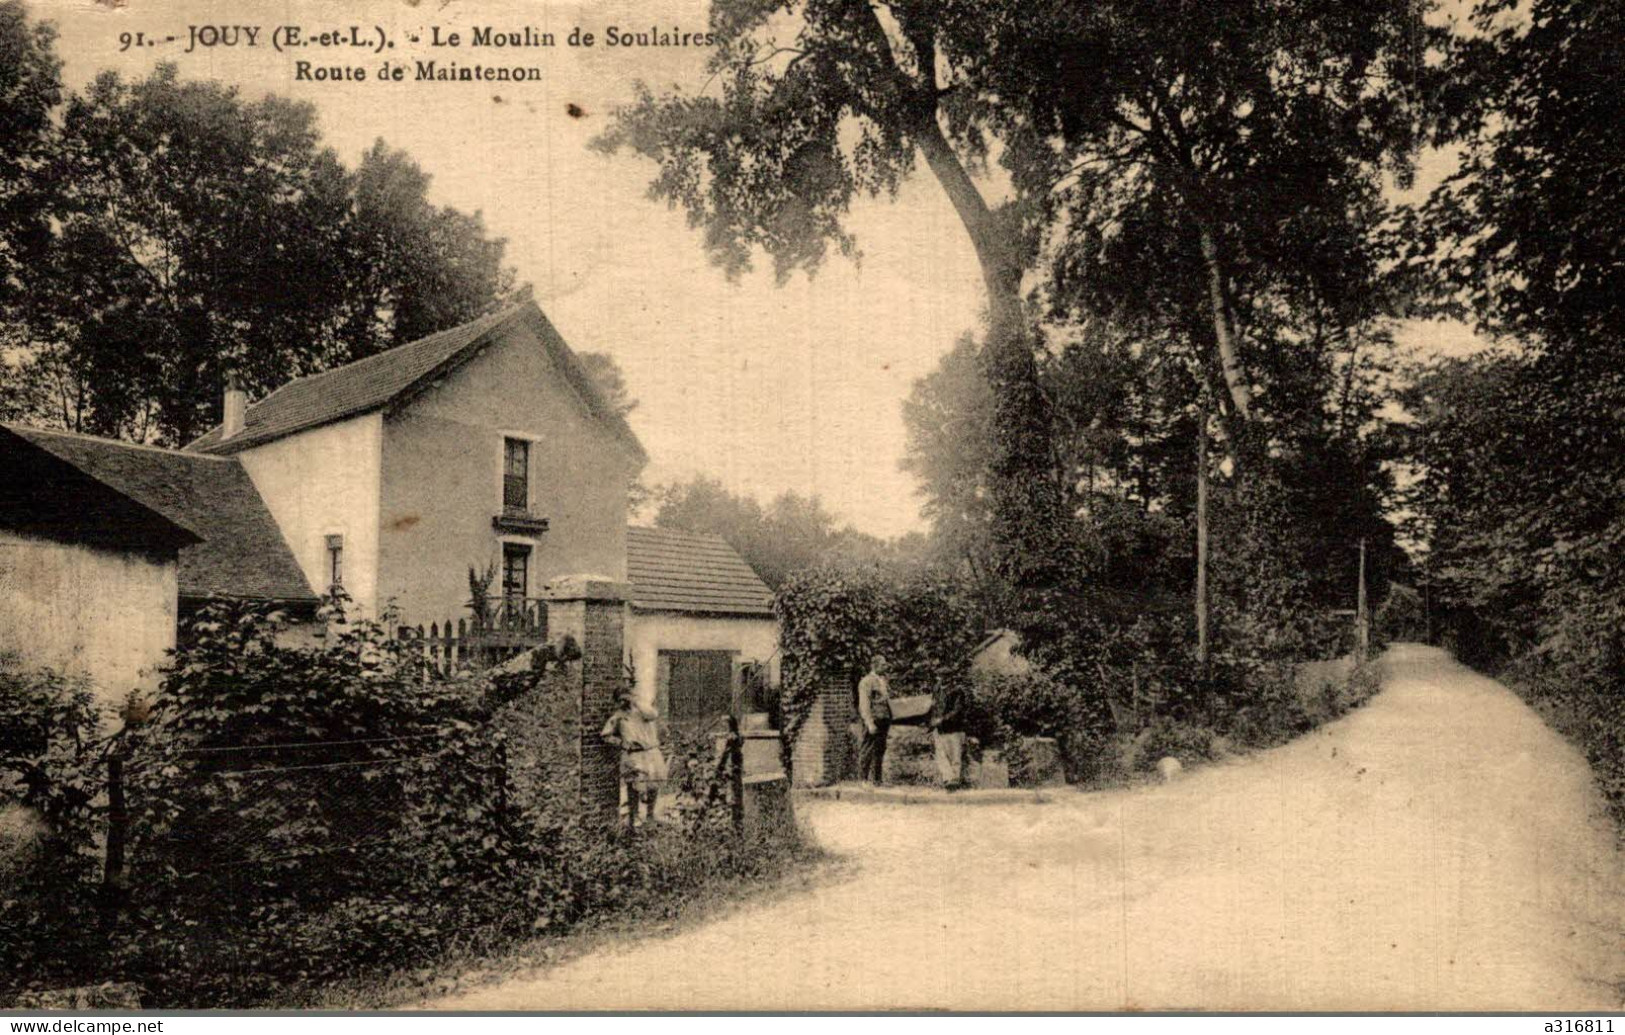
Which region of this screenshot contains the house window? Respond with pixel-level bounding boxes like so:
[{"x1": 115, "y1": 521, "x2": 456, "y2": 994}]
[
  {"x1": 325, "y1": 534, "x2": 344, "y2": 590},
  {"x1": 503, "y1": 437, "x2": 529, "y2": 510},
  {"x1": 501, "y1": 543, "x2": 530, "y2": 602}
]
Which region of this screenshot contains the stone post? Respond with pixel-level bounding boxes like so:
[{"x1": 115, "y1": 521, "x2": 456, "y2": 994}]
[{"x1": 542, "y1": 575, "x2": 632, "y2": 825}]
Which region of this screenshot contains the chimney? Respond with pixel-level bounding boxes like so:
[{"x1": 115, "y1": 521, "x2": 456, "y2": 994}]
[{"x1": 222, "y1": 372, "x2": 247, "y2": 439}]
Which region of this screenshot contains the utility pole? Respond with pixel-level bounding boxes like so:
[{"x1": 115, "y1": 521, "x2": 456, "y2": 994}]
[
  {"x1": 1196, "y1": 397, "x2": 1210, "y2": 667},
  {"x1": 1423, "y1": 569, "x2": 1433, "y2": 645},
  {"x1": 1356, "y1": 536, "x2": 1370, "y2": 661}
]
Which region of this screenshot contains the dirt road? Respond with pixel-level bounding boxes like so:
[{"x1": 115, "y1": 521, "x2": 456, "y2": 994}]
[{"x1": 427, "y1": 645, "x2": 1623, "y2": 1011}]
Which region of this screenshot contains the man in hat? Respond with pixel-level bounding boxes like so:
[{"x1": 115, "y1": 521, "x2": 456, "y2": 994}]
[{"x1": 857, "y1": 654, "x2": 892, "y2": 785}]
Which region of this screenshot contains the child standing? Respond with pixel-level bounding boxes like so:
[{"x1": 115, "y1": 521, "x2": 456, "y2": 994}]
[{"x1": 600, "y1": 690, "x2": 669, "y2": 831}]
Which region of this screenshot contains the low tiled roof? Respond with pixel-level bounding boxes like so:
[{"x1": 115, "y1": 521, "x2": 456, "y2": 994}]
[
  {"x1": 626, "y1": 526, "x2": 776, "y2": 617},
  {"x1": 187, "y1": 301, "x2": 646, "y2": 462},
  {"x1": 7, "y1": 425, "x2": 317, "y2": 603},
  {"x1": 0, "y1": 426, "x2": 202, "y2": 553}
]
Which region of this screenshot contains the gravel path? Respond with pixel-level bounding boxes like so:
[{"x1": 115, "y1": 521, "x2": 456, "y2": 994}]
[{"x1": 426, "y1": 645, "x2": 1623, "y2": 1011}]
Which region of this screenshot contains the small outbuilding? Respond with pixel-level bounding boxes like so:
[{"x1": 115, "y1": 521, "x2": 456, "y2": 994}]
[
  {"x1": 623, "y1": 526, "x2": 778, "y2": 726},
  {"x1": 968, "y1": 628, "x2": 1033, "y2": 678},
  {"x1": 0, "y1": 426, "x2": 201, "y2": 705},
  {"x1": 9, "y1": 425, "x2": 318, "y2": 622}
]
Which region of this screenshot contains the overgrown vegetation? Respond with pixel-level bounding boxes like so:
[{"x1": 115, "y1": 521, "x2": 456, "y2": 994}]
[
  {"x1": 774, "y1": 549, "x2": 1381, "y2": 790},
  {"x1": 0, "y1": 605, "x2": 804, "y2": 1008},
  {"x1": 1397, "y1": 0, "x2": 1625, "y2": 828}
]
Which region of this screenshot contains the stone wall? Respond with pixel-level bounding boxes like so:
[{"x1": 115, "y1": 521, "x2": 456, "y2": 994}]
[{"x1": 490, "y1": 665, "x2": 582, "y2": 827}]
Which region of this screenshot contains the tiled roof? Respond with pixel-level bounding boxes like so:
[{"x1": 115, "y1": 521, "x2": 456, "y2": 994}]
[
  {"x1": 626, "y1": 526, "x2": 776, "y2": 617},
  {"x1": 187, "y1": 301, "x2": 646, "y2": 462},
  {"x1": 7, "y1": 425, "x2": 317, "y2": 603},
  {"x1": 0, "y1": 426, "x2": 202, "y2": 553}
]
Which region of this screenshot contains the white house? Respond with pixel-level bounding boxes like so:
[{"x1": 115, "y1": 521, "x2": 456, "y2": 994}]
[
  {"x1": 5, "y1": 301, "x2": 782, "y2": 719},
  {"x1": 185, "y1": 301, "x2": 646, "y2": 639}
]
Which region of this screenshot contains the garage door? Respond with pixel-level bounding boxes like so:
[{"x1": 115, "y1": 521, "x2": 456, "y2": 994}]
[{"x1": 662, "y1": 650, "x2": 735, "y2": 723}]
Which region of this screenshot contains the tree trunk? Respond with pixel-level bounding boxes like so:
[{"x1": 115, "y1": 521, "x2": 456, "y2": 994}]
[
  {"x1": 1196, "y1": 223, "x2": 1254, "y2": 422},
  {"x1": 1196, "y1": 398, "x2": 1210, "y2": 665},
  {"x1": 885, "y1": 16, "x2": 1066, "y2": 591}
]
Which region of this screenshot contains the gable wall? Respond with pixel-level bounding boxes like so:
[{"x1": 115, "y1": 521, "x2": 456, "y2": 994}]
[
  {"x1": 378, "y1": 322, "x2": 636, "y2": 627},
  {"x1": 235, "y1": 414, "x2": 384, "y2": 614},
  {"x1": 0, "y1": 529, "x2": 177, "y2": 707}
]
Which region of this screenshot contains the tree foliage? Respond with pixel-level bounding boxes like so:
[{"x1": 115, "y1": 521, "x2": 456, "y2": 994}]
[
  {"x1": 947, "y1": 0, "x2": 1447, "y2": 448},
  {"x1": 24, "y1": 66, "x2": 355, "y2": 441},
  {"x1": 0, "y1": 0, "x2": 59, "y2": 314},
  {"x1": 653, "y1": 474, "x2": 887, "y2": 589},
  {"x1": 0, "y1": 14, "x2": 519, "y2": 445},
  {"x1": 1401, "y1": 0, "x2": 1625, "y2": 819},
  {"x1": 594, "y1": 0, "x2": 1069, "y2": 598}
]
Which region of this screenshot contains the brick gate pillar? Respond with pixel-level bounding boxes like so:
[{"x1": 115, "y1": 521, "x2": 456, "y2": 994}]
[
  {"x1": 543, "y1": 575, "x2": 632, "y2": 825},
  {"x1": 791, "y1": 674, "x2": 855, "y2": 786}
]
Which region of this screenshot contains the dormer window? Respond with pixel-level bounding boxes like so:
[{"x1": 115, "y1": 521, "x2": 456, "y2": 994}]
[{"x1": 503, "y1": 437, "x2": 529, "y2": 511}]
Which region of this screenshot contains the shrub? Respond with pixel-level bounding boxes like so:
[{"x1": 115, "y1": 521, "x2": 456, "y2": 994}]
[
  {"x1": 1504, "y1": 648, "x2": 1625, "y2": 827},
  {"x1": 1219, "y1": 664, "x2": 1316, "y2": 749},
  {"x1": 0, "y1": 654, "x2": 107, "y2": 996},
  {"x1": 2, "y1": 602, "x2": 804, "y2": 1008},
  {"x1": 968, "y1": 671, "x2": 1083, "y2": 743},
  {"x1": 967, "y1": 670, "x2": 1127, "y2": 784}
]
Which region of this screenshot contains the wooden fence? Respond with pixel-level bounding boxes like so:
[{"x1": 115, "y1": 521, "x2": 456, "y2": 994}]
[{"x1": 398, "y1": 596, "x2": 548, "y2": 674}]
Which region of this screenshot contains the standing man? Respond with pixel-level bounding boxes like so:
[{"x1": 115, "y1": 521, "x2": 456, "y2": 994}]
[
  {"x1": 931, "y1": 675, "x2": 968, "y2": 790},
  {"x1": 857, "y1": 654, "x2": 892, "y2": 785}
]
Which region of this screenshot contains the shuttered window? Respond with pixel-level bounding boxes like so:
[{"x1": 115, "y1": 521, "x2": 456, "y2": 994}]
[{"x1": 502, "y1": 437, "x2": 529, "y2": 510}]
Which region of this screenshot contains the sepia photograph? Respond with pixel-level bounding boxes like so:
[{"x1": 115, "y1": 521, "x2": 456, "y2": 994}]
[{"x1": 0, "y1": 0, "x2": 1621, "y2": 1017}]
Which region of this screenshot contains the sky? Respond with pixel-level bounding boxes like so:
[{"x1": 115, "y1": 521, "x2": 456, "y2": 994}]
[{"x1": 36, "y1": 0, "x2": 1483, "y2": 540}]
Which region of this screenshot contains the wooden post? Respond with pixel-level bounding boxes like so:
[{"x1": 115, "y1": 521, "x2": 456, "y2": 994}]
[
  {"x1": 1357, "y1": 537, "x2": 1370, "y2": 661},
  {"x1": 1131, "y1": 662, "x2": 1141, "y2": 730},
  {"x1": 103, "y1": 747, "x2": 129, "y2": 914},
  {"x1": 728, "y1": 716, "x2": 745, "y2": 835},
  {"x1": 1195, "y1": 397, "x2": 1210, "y2": 666}
]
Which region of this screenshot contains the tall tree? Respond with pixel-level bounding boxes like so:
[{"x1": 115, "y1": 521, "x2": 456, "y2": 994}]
[
  {"x1": 12, "y1": 60, "x2": 519, "y2": 444},
  {"x1": 970, "y1": 0, "x2": 1445, "y2": 453},
  {"x1": 25, "y1": 65, "x2": 354, "y2": 441},
  {"x1": 335, "y1": 141, "x2": 516, "y2": 365},
  {"x1": 594, "y1": 0, "x2": 1070, "y2": 600},
  {"x1": 1405, "y1": 0, "x2": 1625, "y2": 663},
  {"x1": 0, "y1": 0, "x2": 59, "y2": 316},
  {"x1": 899, "y1": 333, "x2": 997, "y2": 589}
]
